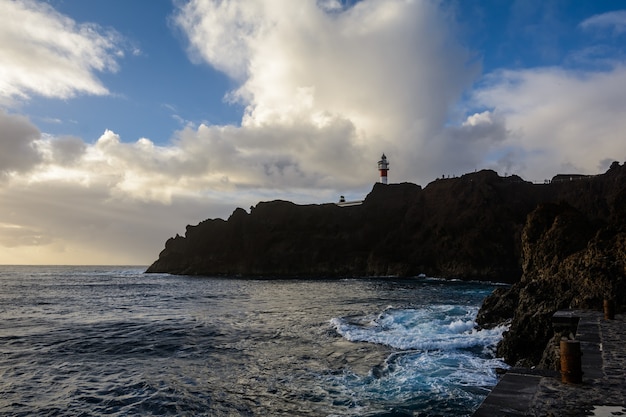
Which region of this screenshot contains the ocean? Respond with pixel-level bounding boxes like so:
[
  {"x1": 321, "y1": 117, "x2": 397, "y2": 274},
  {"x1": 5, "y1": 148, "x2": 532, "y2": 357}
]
[{"x1": 0, "y1": 266, "x2": 508, "y2": 416}]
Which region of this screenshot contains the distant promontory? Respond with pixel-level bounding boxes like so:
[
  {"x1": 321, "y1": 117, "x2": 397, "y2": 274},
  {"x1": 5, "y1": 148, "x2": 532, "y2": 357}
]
[{"x1": 147, "y1": 162, "x2": 626, "y2": 285}]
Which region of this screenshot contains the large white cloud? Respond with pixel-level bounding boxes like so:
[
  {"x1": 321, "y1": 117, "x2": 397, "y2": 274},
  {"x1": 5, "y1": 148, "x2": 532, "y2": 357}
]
[
  {"x1": 174, "y1": 0, "x2": 479, "y2": 184},
  {"x1": 1, "y1": 0, "x2": 481, "y2": 199},
  {"x1": 0, "y1": 0, "x2": 125, "y2": 105}
]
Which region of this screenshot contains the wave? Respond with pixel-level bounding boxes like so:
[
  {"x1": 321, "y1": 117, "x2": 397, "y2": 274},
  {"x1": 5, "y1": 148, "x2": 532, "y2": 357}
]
[
  {"x1": 322, "y1": 346, "x2": 507, "y2": 416},
  {"x1": 327, "y1": 305, "x2": 509, "y2": 414},
  {"x1": 330, "y1": 305, "x2": 508, "y2": 351}
]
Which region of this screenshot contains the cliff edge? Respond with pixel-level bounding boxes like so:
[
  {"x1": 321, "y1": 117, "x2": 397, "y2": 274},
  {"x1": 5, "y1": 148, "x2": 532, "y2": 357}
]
[{"x1": 147, "y1": 163, "x2": 626, "y2": 288}]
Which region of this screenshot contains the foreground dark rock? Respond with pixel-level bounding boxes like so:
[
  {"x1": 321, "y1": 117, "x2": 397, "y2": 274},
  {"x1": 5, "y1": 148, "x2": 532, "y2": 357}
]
[
  {"x1": 476, "y1": 162, "x2": 626, "y2": 367},
  {"x1": 474, "y1": 311, "x2": 626, "y2": 416}
]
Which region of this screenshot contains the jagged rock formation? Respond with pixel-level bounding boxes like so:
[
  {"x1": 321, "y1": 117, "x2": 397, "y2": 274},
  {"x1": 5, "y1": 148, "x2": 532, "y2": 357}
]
[
  {"x1": 476, "y1": 162, "x2": 626, "y2": 367},
  {"x1": 147, "y1": 163, "x2": 626, "y2": 292},
  {"x1": 147, "y1": 171, "x2": 528, "y2": 280}
]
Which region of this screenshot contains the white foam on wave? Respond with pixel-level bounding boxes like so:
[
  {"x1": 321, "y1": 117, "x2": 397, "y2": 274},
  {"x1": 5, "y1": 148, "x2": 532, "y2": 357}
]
[
  {"x1": 330, "y1": 305, "x2": 507, "y2": 351},
  {"x1": 380, "y1": 349, "x2": 504, "y2": 390},
  {"x1": 323, "y1": 347, "x2": 507, "y2": 413},
  {"x1": 327, "y1": 305, "x2": 510, "y2": 412},
  {"x1": 447, "y1": 318, "x2": 475, "y2": 333}
]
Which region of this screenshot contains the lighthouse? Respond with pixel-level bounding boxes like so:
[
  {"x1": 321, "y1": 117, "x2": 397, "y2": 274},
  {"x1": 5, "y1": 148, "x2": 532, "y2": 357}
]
[{"x1": 378, "y1": 153, "x2": 389, "y2": 184}]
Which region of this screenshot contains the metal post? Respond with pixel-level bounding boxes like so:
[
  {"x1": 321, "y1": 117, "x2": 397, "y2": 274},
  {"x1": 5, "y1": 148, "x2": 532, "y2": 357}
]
[
  {"x1": 604, "y1": 299, "x2": 615, "y2": 320},
  {"x1": 560, "y1": 338, "x2": 582, "y2": 384}
]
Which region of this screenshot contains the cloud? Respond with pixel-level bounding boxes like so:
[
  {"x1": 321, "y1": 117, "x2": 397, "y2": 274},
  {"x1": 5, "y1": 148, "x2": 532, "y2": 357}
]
[
  {"x1": 469, "y1": 66, "x2": 626, "y2": 180},
  {"x1": 0, "y1": 178, "x2": 239, "y2": 264},
  {"x1": 0, "y1": 110, "x2": 42, "y2": 177},
  {"x1": 427, "y1": 111, "x2": 511, "y2": 176},
  {"x1": 0, "y1": 222, "x2": 54, "y2": 248},
  {"x1": 48, "y1": 136, "x2": 88, "y2": 166},
  {"x1": 0, "y1": 0, "x2": 126, "y2": 105},
  {"x1": 580, "y1": 10, "x2": 626, "y2": 35},
  {"x1": 174, "y1": 0, "x2": 478, "y2": 183}
]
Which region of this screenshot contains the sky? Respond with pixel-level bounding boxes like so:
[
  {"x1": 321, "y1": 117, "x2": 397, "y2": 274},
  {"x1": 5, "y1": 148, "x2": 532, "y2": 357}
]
[{"x1": 1, "y1": 0, "x2": 625, "y2": 265}]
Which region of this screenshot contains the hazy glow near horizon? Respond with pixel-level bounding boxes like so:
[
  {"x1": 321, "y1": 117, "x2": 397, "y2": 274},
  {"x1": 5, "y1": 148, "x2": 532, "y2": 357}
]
[{"x1": 0, "y1": 0, "x2": 625, "y2": 265}]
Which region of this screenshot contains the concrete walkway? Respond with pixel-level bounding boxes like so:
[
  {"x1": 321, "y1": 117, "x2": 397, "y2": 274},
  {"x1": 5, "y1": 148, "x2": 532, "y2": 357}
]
[{"x1": 473, "y1": 311, "x2": 626, "y2": 416}]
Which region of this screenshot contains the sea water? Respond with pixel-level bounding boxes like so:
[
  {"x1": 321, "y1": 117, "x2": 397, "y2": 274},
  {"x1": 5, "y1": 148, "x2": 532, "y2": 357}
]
[{"x1": 0, "y1": 266, "x2": 508, "y2": 416}]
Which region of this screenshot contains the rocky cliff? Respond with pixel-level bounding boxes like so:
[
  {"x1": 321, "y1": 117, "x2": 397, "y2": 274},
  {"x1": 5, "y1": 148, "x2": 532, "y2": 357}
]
[
  {"x1": 147, "y1": 163, "x2": 626, "y2": 290},
  {"x1": 476, "y1": 162, "x2": 626, "y2": 367}
]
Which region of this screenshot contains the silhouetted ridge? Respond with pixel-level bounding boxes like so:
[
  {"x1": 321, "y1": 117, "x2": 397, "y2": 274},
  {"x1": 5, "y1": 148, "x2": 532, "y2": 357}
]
[{"x1": 147, "y1": 164, "x2": 626, "y2": 287}]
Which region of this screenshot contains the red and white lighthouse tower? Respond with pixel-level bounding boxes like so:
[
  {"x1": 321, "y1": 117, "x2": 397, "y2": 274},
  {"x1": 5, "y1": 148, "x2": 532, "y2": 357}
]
[{"x1": 378, "y1": 153, "x2": 389, "y2": 184}]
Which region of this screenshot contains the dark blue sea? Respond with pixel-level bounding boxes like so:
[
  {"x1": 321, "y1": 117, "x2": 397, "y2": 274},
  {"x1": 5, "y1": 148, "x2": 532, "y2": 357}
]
[{"x1": 0, "y1": 266, "x2": 508, "y2": 416}]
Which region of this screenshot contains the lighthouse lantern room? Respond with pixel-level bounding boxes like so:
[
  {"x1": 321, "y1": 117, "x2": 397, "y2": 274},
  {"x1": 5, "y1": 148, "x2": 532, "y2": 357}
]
[{"x1": 378, "y1": 154, "x2": 389, "y2": 184}]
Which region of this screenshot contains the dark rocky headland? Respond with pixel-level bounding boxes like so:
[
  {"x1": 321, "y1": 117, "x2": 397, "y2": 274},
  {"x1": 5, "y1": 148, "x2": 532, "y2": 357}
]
[{"x1": 147, "y1": 162, "x2": 626, "y2": 367}]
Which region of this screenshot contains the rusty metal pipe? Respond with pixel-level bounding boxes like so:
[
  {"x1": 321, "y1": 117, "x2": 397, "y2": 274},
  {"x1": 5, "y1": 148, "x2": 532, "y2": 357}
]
[
  {"x1": 604, "y1": 299, "x2": 615, "y2": 320},
  {"x1": 560, "y1": 338, "x2": 582, "y2": 384}
]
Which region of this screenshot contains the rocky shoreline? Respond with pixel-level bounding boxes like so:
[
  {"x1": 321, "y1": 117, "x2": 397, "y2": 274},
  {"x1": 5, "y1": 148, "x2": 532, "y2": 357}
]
[
  {"x1": 477, "y1": 193, "x2": 626, "y2": 369},
  {"x1": 476, "y1": 167, "x2": 626, "y2": 367},
  {"x1": 148, "y1": 162, "x2": 626, "y2": 366},
  {"x1": 474, "y1": 310, "x2": 626, "y2": 416}
]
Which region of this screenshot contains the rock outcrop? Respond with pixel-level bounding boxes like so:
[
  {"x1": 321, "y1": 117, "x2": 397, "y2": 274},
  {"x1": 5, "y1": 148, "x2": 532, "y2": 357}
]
[
  {"x1": 147, "y1": 163, "x2": 626, "y2": 294},
  {"x1": 146, "y1": 171, "x2": 532, "y2": 280},
  {"x1": 476, "y1": 162, "x2": 626, "y2": 367}
]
